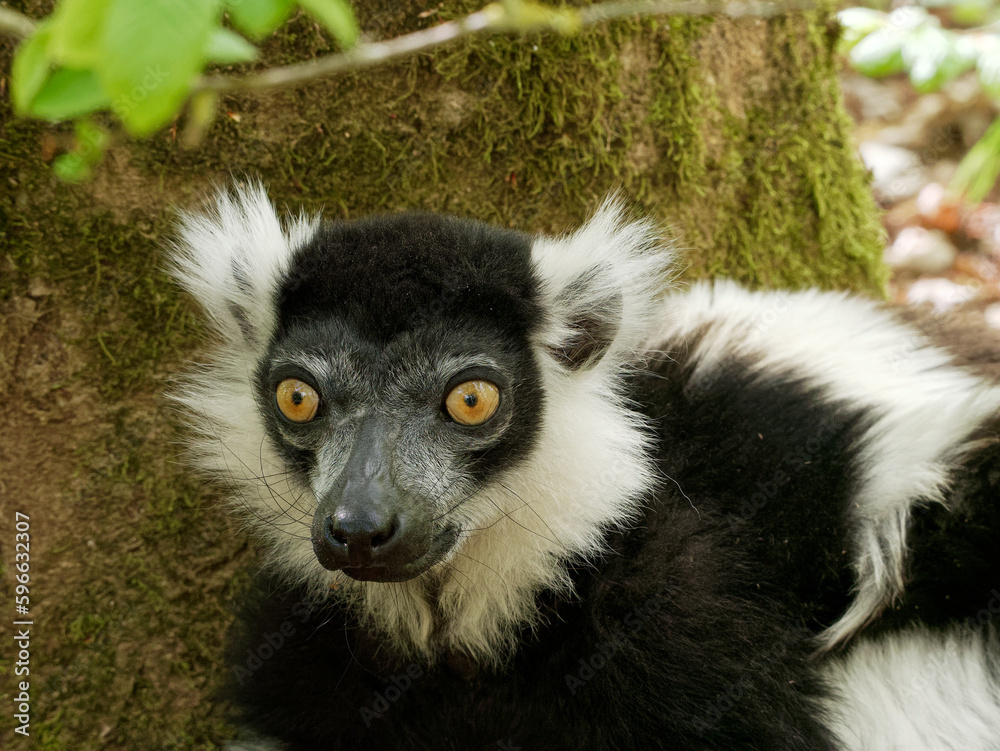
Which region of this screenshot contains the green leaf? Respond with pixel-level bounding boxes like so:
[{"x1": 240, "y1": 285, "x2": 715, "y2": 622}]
[
  {"x1": 53, "y1": 121, "x2": 110, "y2": 183},
  {"x1": 902, "y1": 25, "x2": 949, "y2": 92},
  {"x1": 204, "y1": 28, "x2": 259, "y2": 64},
  {"x1": 952, "y1": 0, "x2": 992, "y2": 26},
  {"x1": 934, "y1": 36, "x2": 976, "y2": 90},
  {"x1": 837, "y1": 7, "x2": 885, "y2": 31},
  {"x1": 951, "y1": 116, "x2": 1000, "y2": 204},
  {"x1": 76, "y1": 119, "x2": 110, "y2": 151},
  {"x1": 902, "y1": 25, "x2": 974, "y2": 93},
  {"x1": 977, "y1": 36, "x2": 1000, "y2": 99},
  {"x1": 11, "y1": 21, "x2": 55, "y2": 115},
  {"x1": 182, "y1": 89, "x2": 219, "y2": 148},
  {"x1": 299, "y1": 0, "x2": 359, "y2": 49},
  {"x1": 54, "y1": 152, "x2": 94, "y2": 183},
  {"x1": 96, "y1": 0, "x2": 220, "y2": 136},
  {"x1": 49, "y1": 0, "x2": 112, "y2": 68},
  {"x1": 836, "y1": 8, "x2": 886, "y2": 53},
  {"x1": 30, "y1": 68, "x2": 110, "y2": 120},
  {"x1": 887, "y1": 6, "x2": 930, "y2": 31},
  {"x1": 226, "y1": 0, "x2": 294, "y2": 39},
  {"x1": 849, "y1": 26, "x2": 906, "y2": 78}
]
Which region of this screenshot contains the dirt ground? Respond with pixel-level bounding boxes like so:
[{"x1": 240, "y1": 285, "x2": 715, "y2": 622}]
[
  {"x1": 0, "y1": 9, "x2": 253, "y2": 746},
  {"x1": 3, "y1": 332, "x2": 197, "y2": 744},
  {"x1": 0, "y1": 209, "x2": 248, "y2": 750}
]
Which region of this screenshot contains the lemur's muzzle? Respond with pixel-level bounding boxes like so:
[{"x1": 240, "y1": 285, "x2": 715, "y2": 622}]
[{"x1": 310, "y1": 420, "x2": 456, "y2": 582}]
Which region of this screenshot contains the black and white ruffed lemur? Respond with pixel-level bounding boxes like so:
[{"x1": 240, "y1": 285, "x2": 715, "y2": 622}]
[{"x1": 170, "y1": 183, "x2": 1000, "y2": 751}]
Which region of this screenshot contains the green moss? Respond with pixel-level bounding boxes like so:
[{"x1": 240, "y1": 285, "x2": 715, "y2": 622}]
[
  {"x1": 644, "y1": 17, "x2": 713, "y2": 193},
  {"x1": 68, "y1": 613, "x2": 106, "y2": 643},
  {"x1": 639, "y1": 13, "x2": 886, "y2": 295},
  {"x1": 436, "y1": 26, "x2": 623, "y2": 195},
  {"x1": 694, "y1": 14, "x2": 886, "y2": 294}
]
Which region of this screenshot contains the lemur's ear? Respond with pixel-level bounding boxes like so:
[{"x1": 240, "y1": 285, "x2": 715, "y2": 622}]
[
  {"x1": 531, "y1": 196, "x2": 674, "y2": 372},
  {"x1": 168, "y1": 181, "x2": 318, "y2": 350}
]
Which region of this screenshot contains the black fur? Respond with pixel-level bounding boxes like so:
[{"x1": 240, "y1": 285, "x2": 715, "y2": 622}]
[
  {"x1": 210, "y1": 211, "x2": 1000, "y2": 750},
  {"x1": 225, "y1": 348, "x2": 906, "y2": 750},
  {"x1": 868, "y1": 421, "x2": 1000, "y2": 633},
  {"x1": 632, "y1": 351, "x2": 864, "y2": 631},
  {"x1": 258, "y1": 214, "x2": 548, "y2": 484},
  {"x1": 277, "y1": 213, "x2": 541, "y2": 342}
]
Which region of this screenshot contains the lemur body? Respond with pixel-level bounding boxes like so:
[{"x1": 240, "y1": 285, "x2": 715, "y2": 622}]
[{"x1": 171, "y1": 185, "x2": 1000, "y2": 750}]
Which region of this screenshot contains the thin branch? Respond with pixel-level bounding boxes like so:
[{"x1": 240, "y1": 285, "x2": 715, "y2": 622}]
[
  {"x1": 197, "y1": 0, "x2": 818, "y2": 94},
  {"x1": 0, "y1": 5, "x2": 36, "y2": 39},
  {"x1": 199, "y1": 4, "x2": 505, "y2": 93}
]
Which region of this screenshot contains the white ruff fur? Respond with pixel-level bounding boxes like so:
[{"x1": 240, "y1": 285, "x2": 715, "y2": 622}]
[
  {"x1": 652, "y1": 281, "x2": 1000, "y2": 648},
  {"x1": 171, "y1": 188, "x2": 667, "y2": 664},
  {"x1": 169, "y1": 184, "x2": 323, "y2": 598},
  {"x1": 820, "y1": 626, "x2": 1000, "y2": 750}
]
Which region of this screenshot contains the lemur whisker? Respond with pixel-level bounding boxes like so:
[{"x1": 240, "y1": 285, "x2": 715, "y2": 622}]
[
  {"x1": 429, "y1": 481, "x2": 480, "y2": 523},
  {"x1": 442, "y1": 564, "x2": 473, "y2": 598},
  {"x1": 425, "y1": 449, "x2": 497, "y2": 523},
  {"x1": 256, "y1": 433, "x2": 310, "y2": 517},
  {"x1": 212, "y1": 437, "x2": 311, "y2": 535},
  {"x1": 462, "y1": 489, "x2": 558, "y2": 547},
  {"x1": 497, "y1": 482, "x2": 564, "y2": 546},
  {"x1": 210, "y1": 429, "x2": 306, "y2": 519}
]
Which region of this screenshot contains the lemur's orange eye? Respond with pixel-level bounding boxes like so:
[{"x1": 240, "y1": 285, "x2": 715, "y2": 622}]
[
  {"x1": 445, "y1": 381, "x2": 500, "y2": 426},
  {"x1": 276, "y1": 379, "x2": 320, "y2": 423}
]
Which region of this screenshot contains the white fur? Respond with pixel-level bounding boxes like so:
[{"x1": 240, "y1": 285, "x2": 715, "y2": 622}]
[
  {"x1": 531, "y1": 195, "x2": 677, "y2": 372},
  {"x1": 820, "y1": 626, "x2": 1000, "y2": 750},
  {"x1": 169, "y1": 181, "x2": 318, "y2": 348},
  {"x1": 170, "y1": 188, "x2": 669, "y2": 664},
  {"x1": 169, "y1": 183, "x2": 321, "y2": 589},
  {"x1": 652, "y1": 281, "x2": 1000, "y2": 647}
]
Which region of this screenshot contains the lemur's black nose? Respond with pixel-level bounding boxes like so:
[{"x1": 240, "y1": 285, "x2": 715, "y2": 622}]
[
  {"x1": 314, "y1": 467, "x2": 403, "y2": 566},
  {"x1": 311, "y1": 467, "x2": 415, "y2": 577},
  {"x1": 310, "y1": 421, "x2": 430, "y2": 579},
  {"x1": 320, "y1": 510, "x2": 399, "y2": 562}
]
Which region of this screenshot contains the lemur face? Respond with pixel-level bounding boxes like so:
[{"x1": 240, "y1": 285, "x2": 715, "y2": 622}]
[
  {"x1": 253, "y1": 214, "x2": 546, "y2": 582},
  {"x1": 171, "y1": 184, "x2": 668, "y2": 613}
]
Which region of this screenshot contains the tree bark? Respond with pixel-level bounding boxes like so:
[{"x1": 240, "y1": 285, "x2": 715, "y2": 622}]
[{"x1": 178, "y1": 0, "x2": 882, "y2": 293}]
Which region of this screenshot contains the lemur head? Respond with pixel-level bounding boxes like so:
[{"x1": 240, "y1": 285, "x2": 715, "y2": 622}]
[{"x1": 171, "y1": 183, "x2": 671, "y2": 660}]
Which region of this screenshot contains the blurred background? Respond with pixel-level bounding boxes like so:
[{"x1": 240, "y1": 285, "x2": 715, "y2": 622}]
[{"x1": 839, "y1": 0, "x2": 1000, "y2": 319}]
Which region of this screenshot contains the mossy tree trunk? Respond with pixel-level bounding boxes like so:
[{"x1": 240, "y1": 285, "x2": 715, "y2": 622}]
[{"x1": 0, "y1": 1, "x2": 883, "y2": 749}]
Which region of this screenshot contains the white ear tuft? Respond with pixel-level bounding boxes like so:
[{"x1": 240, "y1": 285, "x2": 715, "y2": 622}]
[
  {"x1": 531, "y1": 195, "x2": 675, "y2": 371},
  {"x1": 168, "y1": 181, "x2": 319, "y2": 350}
]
